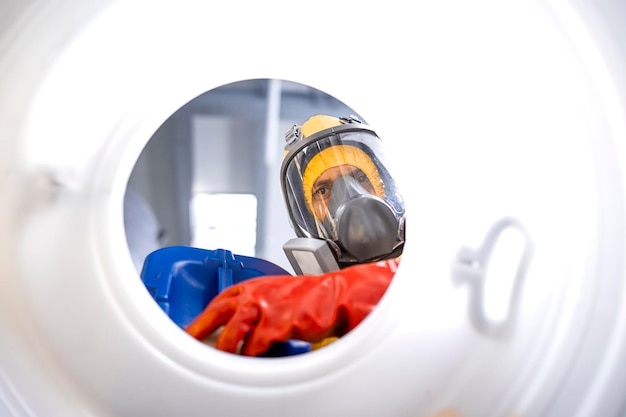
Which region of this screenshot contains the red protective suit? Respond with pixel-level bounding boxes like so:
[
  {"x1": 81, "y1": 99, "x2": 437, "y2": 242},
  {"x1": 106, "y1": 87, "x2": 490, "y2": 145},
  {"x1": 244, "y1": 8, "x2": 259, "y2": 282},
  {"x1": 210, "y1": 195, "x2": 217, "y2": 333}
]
[{"x1": 185, "y1": 258, "x2": 399, "y2": 356}]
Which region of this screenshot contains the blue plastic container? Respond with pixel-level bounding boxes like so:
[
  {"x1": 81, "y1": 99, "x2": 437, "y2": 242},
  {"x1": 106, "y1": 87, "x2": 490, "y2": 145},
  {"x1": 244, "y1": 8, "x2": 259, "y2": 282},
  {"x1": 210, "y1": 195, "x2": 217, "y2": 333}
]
[{"x1": 141, "y1": 246, "x2": 311, "y2": 356}]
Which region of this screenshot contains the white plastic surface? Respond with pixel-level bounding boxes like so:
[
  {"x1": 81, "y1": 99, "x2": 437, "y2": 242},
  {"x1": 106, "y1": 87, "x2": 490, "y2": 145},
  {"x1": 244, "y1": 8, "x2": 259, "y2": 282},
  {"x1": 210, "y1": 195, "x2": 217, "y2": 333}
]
[{"x1": 1, "y1": 1, "x2": 626, "y2": 417}]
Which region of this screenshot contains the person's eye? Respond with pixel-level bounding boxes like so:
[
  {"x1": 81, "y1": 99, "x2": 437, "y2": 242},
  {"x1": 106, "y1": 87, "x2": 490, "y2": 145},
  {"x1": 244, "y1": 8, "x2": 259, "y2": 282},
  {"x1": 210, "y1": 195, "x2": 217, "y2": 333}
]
[
  {"x1": 313, "y1": 186, "x2": 328, "y2": 198},
  {"x1": 356, "y1": 174, "x2": 369, "y2": 184}
]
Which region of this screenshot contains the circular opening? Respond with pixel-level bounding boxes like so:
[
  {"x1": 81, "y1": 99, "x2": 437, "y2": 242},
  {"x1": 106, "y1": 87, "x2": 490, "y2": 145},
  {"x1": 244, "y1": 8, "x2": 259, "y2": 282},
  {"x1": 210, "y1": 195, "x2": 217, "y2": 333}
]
[{"x1": 124, "y1": 78, "x2": 404, "y2": 357}]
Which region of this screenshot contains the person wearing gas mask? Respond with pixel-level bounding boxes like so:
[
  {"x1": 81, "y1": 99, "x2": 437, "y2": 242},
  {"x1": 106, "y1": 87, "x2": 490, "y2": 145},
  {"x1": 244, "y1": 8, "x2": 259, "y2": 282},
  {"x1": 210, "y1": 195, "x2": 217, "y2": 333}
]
[{"x1": 185, "y1": 114, "x2": 406, "y2": 356}]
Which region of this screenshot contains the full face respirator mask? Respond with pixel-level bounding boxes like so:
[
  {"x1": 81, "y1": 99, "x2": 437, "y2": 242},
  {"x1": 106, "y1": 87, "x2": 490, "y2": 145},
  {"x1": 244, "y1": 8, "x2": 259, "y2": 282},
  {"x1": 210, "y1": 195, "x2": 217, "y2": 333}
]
[{"x1": 280, "y1": 115, "x2": 405, "y2": 275}]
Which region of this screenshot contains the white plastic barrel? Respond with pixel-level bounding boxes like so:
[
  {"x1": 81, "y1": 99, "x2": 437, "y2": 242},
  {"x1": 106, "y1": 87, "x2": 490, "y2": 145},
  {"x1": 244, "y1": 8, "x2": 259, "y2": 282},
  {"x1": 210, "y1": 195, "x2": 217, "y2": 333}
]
[{"x1": 1, "y1": 1, "x2": 626, "y2": 416}]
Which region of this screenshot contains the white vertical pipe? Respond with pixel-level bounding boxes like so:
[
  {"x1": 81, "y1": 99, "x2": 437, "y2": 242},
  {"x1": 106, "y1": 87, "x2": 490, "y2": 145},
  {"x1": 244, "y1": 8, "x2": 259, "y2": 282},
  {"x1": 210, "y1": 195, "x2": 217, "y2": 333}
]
[{"x1": 263, "y1": 78, "x2": 282, "y2": 165}]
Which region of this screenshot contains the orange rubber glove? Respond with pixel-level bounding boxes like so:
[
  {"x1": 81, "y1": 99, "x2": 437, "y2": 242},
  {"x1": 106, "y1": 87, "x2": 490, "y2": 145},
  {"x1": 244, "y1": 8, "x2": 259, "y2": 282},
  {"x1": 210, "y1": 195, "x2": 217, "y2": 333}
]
[{"x1": 185, "y1": 258, "x2": 399, "y2": 356}]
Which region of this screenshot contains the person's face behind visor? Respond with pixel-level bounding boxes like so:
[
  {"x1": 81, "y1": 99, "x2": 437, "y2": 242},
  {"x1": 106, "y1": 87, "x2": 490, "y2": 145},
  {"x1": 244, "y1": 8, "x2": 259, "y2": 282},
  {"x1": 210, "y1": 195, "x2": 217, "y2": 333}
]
[
  {"x1": 311, "y1": 165, "x2": 376, "y2": 222},
  {"x1": 280, "y1": 118, "x2": 406, "y2": 264}
]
